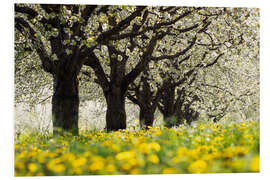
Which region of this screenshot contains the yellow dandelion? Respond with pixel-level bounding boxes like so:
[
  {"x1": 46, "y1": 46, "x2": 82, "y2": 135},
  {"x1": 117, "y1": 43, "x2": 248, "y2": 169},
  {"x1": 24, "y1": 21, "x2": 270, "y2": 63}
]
[
  {"x1": 127, "y1": 158, "x2": 139, "y2": 167},
  {"x1": 53, "y1": 164, "x2": 66, "y2": 173},
  {"x1": 250, "y1": 155, "x2": 260, "y2": 172},
  {"x1": 231, "y1": 159, "x2": 245, "y2": 171},
  {"x1": 73, "y1": 157, "x2": 87, "y2": 168},
  {"x1": 130, "y1": 168, "x2": 140, "y2": 174},
  {"x1": 138, "y1": 143, "x2": 151, "y2": 154},
  {"x1": 74, "y1": 167, "x2": 82, "y2": 174},
  {"x1": 15, "y1": 161, "x2": 25, "y2": 170},
  {"x1": 61, "y1": 152, "x2": 76, "y2": 162},
  {"x1": 89, "y1": 161, "x2": 104, "y2": 172},
  {"x1": 121, "y1": 163, "x2": 132, "y2": 171},
  {"x1": 171, "y1": 156, "x2": 180, "y2": 164},
  {"x1": 187, "y1": 149, "x2": 199, "y2": 160},
  {"x1": 213, "y1": 136, "x2": 224, "y2": 142},
  {"x1": 111, "y1": 144, "x2": 120, "y2": 152},
  {"x1": 188, "y1": 160, "x2": 208, "y2": 173},
  {"x1": 15, "y1": 144, "x2": 20, "y2": 150},
  {"x1": 154, "y1": 129, "x2": 162, "y2": 136},
  {"x1": 197, "y1": 145, "x2": 209, "y2": 153},
  {"x1": 147, "y1": 154, "x2": 159, "y2": 164},
  {"x1": 199, "y1": 125, "x2": 205, "y2": 130},
  {"x1": 28, "y1": 163, "x2": 38, "y2": 173},
  {"x1": 234, "y1": 146, "x2": 248, "y2": 156},
  {"x1": 177, "y1": 147, "x2": 188, "y2": 157},
  {"x1": 162, "y1": 168, "x2": 177, "y2": 174},
  {"x1": 105, "y1": 164, "x2": 116, "y2": 172},
  {"x1": 116, "y1": 151, "x2": 136, "y2": 161},
  {"x1": 149, "y1": 142, "x2": 161, "y2": 152},
  {"x1": 103, "y1": 140, "x2": 113, "y2": 146},
  {"x1": 36, "y1": 172, "x2": 44, "y2": 176}
]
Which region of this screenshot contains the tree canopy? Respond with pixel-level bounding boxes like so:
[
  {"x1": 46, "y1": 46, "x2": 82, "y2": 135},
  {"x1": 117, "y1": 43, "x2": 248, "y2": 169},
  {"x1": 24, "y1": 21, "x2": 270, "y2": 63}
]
[{"x1": 15, "y1": 4, "x2": 259, "y2": 134}]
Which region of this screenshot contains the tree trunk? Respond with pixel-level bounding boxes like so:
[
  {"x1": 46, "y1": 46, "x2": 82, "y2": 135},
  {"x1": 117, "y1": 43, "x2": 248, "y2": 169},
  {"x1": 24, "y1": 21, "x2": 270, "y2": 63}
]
[
  {"x1": 162, "y1": 104, "x2": 185, "y2": 127},
  {"x1": 105, "y1": 88, "x2": 126, "y2": 131},
  {"x1": 163, "y1": 113, "x2": 178, "y2": 128},
  {"x1": 139, "y1": 107, "x2": 155, "y2": 128},
  {"x1": 52, "y1": 73, "x2": 79, "y2": 135}
]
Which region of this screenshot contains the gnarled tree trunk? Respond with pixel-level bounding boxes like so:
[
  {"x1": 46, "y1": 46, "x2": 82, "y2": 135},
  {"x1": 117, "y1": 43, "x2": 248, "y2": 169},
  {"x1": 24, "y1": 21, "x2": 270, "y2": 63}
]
[
  {"x1": 139, "y1": 107, "x2": 155, "y2": 128},
  {"x1": 105, "y1": 87, "x2": 126, "y2": 131},
  {"x1": 52, "y1": 73, "x2": 79, "y2": 135}
]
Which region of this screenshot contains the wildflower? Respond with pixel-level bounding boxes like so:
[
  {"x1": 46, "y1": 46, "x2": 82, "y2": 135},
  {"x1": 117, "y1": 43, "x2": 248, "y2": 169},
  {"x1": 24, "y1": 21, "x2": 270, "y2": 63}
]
[
  {"x1": 111, "y1": 144, "x2": 120, "y2": 152},
  {"x1": 15, "y1": 144, "x2": 20, "y2": 150},
  {"x1": 177, "y1": 147, "x2": 188, "y2": 157},
  {"x1": 187, "y1": 149, "x2": 199, "y2": 160},
  {"x1": 130, "y1": 168, "x2": 140, "y2": 174},
  {"x1": 231, "y1": 159, "x2": 245, "y2": 171},
  {"x1": 73, "y1": 157, "x2": 87, "y2": 168},
  {"x1": 250, "y1": 155, "x2": 260, "y2": 172},
  {"x1": 147, "y1": 154, "x2": 159, "y2": 164},
  {"x1": 149, "y1": 142, "x2": 161, "y2": 152},
  {"x1": 89, "y1": 161, "x2": 104, "y2": 172},
  {"x1": 121, "y1": 163, "x2": 132, "y2": 171},
  {"x1": 28, "y1": 163, "x2": 38, "y2": 173},
  {"x1": 222, "y1": 148, "x2": 234, "y2": 159},
  {"x1": 103, "y1": 140, "x2": 112, "y2": 146},
  {"x1": 36, "y1": 172, "x2": 44, "y2": 176},
  {"x1": 154, "y1": 129, "x2": 162, "y2": 136},
  {"x1": 127, "y1": 158, "x2": 139, "y2": 167},
  {"x1": 53, "y1": 164, "x2": 66, "y2": 173},
  {"x1": 116, "y1": 151, "x2": 136, "y2": 161},
  {"x1": 213, "y1": 136, "x2": 224, "y2": 142},
  {"x1": 15, "y1": 161, "x2": 25, "y2": 170},
  {"x1": 199, "y1": 125, "x2": 205, "y2": 130},
  {"x1": 202, "y1": 154, "x2": 213, "y2": 161},
  {"x1": 105, "y1": 164, "x2": 116, "y2": 172},
  {"x1": 61, "y1": 152, "x2": 76, "y2": 162},
  {"x1": 197, "y1": 145, "x2": 209, "y2": 153},
  {"x1": 138, "y1": 143, "x2": 150, "y2": 154},
  {"x1": 234, "y1": 146, "x2": 248, "y2": 156},
  {"x1": 162, "y1": 168, "x2": 177, "y2": 174},
  {"x1": 188, "y1": 160, "x2": 208, "y2": 173},
  {"x1": 171, "y1": 156, "x2": 180, "y2": 164}
]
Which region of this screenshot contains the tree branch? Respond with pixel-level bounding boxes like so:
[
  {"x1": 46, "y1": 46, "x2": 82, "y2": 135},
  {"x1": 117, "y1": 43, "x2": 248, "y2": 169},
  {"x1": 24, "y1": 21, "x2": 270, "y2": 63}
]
[
  {"x1": 15, "y1": 17, "x2": 53, "y2": 73},
  {"x1": 124, "y1": 32, "x2": 166, "y2": 86},
  {"x1": 151, "y1": 36, "x2": 196, "y2": 61},
  {"x1": 83, "y1": 52, "x2": 110, "y2": 93},
  {"x1": 110, "y1": 10, "x2": 193, "y2": 41},
  {"x1": 15, "y1": 4, "x2": 38, "y2": 19},
  {"x1": 97, "y1": 6, "x2": 146, "y2": 44}
]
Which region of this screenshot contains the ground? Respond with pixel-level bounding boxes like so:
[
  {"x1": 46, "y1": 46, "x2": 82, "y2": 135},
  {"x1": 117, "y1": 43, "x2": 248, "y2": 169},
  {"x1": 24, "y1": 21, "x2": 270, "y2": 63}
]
[{"x1": 14, "y1": 119, "x2": 259, "y2": 176}]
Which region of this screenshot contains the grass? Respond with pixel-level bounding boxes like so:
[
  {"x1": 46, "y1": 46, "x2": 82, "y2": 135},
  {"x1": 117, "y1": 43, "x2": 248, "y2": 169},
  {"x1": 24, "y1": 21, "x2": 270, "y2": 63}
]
[{"x1": 14, "y1": 119, "x2": 259, "y2": 176}]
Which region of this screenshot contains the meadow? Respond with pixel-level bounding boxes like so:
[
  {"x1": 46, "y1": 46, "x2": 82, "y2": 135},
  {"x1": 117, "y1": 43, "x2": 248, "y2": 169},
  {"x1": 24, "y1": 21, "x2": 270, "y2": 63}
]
[{"x1": 14, "y1": 119, "x2": 259, "y2": 176}]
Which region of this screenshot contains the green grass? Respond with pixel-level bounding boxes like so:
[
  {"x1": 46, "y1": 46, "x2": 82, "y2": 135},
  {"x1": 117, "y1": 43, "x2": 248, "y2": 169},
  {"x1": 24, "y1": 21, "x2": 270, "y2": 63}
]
[{"x1": 14, "y1": 119, "x2": 260, "y2": 176}]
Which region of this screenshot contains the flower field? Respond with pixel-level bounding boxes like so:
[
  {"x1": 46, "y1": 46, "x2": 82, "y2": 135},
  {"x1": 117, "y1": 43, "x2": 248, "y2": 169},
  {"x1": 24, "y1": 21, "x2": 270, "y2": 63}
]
[{"x1": 14, "y1": 120, "x2": 260, "y2": 176}]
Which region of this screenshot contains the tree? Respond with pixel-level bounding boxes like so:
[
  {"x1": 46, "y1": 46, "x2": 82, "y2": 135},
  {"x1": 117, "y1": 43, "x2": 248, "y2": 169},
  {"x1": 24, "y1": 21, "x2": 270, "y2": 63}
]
[
  {"x1": 191, "y1": 7, "x2": 260, "y2": 122},
  {"x1": 15, "y1": 5, "x2": 259, "y2": 133},
  {"x1": 82, "y1": 6, "x2": 208, "y2": 131},
  {"x1": 125, "y1": 7, "x2": 259, "y2": 127},
  {"x1": 15, "y1": 4, "x2": 106, "y2": 134},
  {"x1": 127, "y1": 61, "x2": 196, "y2": 128}
]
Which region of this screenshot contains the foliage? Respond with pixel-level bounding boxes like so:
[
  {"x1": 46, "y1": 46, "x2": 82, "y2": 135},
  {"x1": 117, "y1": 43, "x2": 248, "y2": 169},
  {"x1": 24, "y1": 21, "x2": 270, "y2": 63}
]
[
  {"x1": 15, "y1": 5, "x2": 259, "y2": 131},
  {"x1": 15, "y1": 119, "x2": 259, "y2": 176}
]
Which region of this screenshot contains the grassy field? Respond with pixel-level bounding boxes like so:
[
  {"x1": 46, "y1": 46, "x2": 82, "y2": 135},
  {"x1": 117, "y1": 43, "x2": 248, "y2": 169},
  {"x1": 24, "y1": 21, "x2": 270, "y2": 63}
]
[{"x1": 14, "y1": 119, "x2": 259, "y2": 176}]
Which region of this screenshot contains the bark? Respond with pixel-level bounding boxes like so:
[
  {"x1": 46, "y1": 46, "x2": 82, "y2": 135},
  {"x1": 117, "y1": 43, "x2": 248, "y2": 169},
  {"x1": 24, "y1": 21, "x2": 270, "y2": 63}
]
[
  {"x1": 162, "y1": 104, "x2": 199, "y2": 127},
  {"x1": 105, "y1": 87, "x2": 127, "y2": 131},
  {"x1": 139, "y1": 107, "x2": 155, "y2": 128},
  {"x1": 159, "y1": 87, "x2": 179, "y2": 127},
  {"x1": 163, "y1": 113, "x2": 180, "y2": 128},
  {"x1": 52, "y1": 73, "x2": 79, "y2": 135}
]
